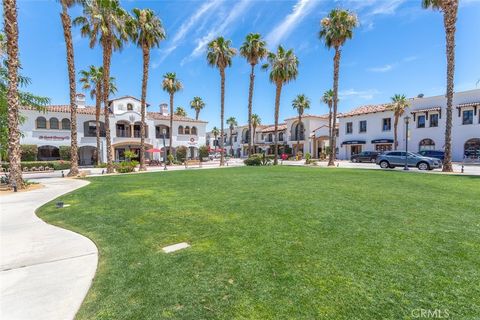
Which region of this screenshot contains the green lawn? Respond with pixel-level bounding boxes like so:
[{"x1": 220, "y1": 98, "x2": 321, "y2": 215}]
[{"x1": 38, "y1": 166, "x2": 480, "y2": 319}]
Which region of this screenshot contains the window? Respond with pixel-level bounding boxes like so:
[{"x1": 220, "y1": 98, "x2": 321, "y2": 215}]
[
  {"x1": 375, "y1": 144, "x2": 392, "y2": 152},
  {"x1": 292, "y1": 122, "x2": 304, "y2": 140},
  {"x1": 279, "y1": 132, "x2": 284, "y2": 141},
  {"x1": 464, "y1": 138, "x2": 480, "y2": 158},
  {"x1": 84, "y1": 121, "x2": 106, "y2": 137},
  {"x1": 185, "y1": 126, "x2": 190, "y2": 135},
  {"x1": 155, "y1": 125, "x2": 169, "y2": 138},
  {"x1": 36, "y1": 117, "x2": 47, "y2": 129},
  {"x1": 429, "y1": 114, "x2": 439, "y2": 127},
  {"x1": 462, "y1": 110, "x2": 473, "y2": 125},
  {"x1": 127, "y1": 103, "x2": 133, "y2": 111},
  {"x1": 268, "y1": 133, "x2": 273, "y2": 142},
  {"x1": 419, "y1": 138, "x2": 435, "y2": 151},
  {"x1": 359, "y1": 120, "x2": 367, "y2": 133},
  {"x1": 49, "y1": 117, "x2": 59, "y2": 129},
  {"x1": 191, "y1": 126, "x2": 197, "y2": 135},
  {"x1": 382, "y1": 118, "x2": 391, "y2": 131},
  {"x1": 61, "y1": 118, "x2": 71, "y2": 130},
  {"x1": 178, "y1": 126, "x2": 184, "y2": 134},
  {"x1": 346, "y1": 122, "x2": 353, "y2": 134},
  {"x1": 417, "y1": 115, "x2": 426, "y2": 128}
]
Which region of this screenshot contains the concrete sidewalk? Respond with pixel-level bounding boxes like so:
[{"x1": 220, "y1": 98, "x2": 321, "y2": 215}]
[{"x1": 0, "y1": 178, "x2": 97, "y2": 320}]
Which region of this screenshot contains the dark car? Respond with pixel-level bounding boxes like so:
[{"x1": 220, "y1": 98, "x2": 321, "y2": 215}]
[
  {"x1": 351, "y1": 151, "x2": 379, "y2": 163},
  {"x1": 418, "y1": 150, "x2": 445, "y2": 161}
]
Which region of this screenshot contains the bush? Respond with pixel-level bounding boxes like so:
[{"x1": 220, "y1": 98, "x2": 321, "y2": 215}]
[
  {"x1": 199, "y1": 145, "x2": 209, "y2": 161},
  {"x1": 305, "y1": 152, "x2": 312, "y2": 164},
  {"x1": 115, "y1": 160, "x2": 138, "y2": 173},
  {"x1": 244, "y1": 155, "x2": 262, "y2": 166},
  {"x1": 2, "y1": 160, "x2": 71, "y2": 171},
  {"x1": 176, "y1": 146, "x2": 187, "y2": 162},
  {"x1": 20, "y1": 144, "x2": 38, "y2": 161},
  {"x1": 95, "y1": 162, "x2": 108, "y2": 168},
  {"x1": 167, "y1": 154, "x2": 175, "y2": 165},
  {"x1": 59, "y1": 146, "x2": 71, "y2": 161}
]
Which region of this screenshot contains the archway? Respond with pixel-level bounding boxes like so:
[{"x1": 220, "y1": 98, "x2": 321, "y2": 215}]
[
  {"x1": 464, "y1": 138, "x2": 480, "y2": 159},
  {"x1": 419, "y1": 138, "x2": 435, "y2": 151},
  {"x1": 78, "y1": 146, "x2": 97, "y2": 166}
]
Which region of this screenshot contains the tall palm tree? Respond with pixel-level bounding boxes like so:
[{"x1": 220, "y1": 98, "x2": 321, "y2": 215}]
[
  {"x1": 3, "y1": 0, "x2": 23, "y2": 188},
  {"x1": 79, "y1": 65, "x2": 117, "y2": 165},
  {"x1": 262, "y1": 45, "x2": 299, "y2": 165},
  {"x1": 60, "y1": 0, "x2": 79, "y2": 176},
  {"x1": 251, "y1": 113, "x2": 261, "y2": 152},
  {"x1": 422, "y1": 0, "x2": 458, "y2": 172},
  {"x1": 130, "y1": 8, "x2": 165, "y2": 171},
  {"x1": 389, "y1": 94, "x2": 410, "y2": 150},
  {"x1": 292, "y1": 94, "x2": 310, "y2": 156},
  {"x1": 211, "y1": 126, "x2": 220, "y2": 148},
  {"x1": 226, "y1": 116, "x2": 237, "y2": 156},
  {"x1": 206, "y1": 36, "x2": 236, "y2": 166},
  {"x1": 319, "y1": 9, "x2": 358, "y2": 166},
  {"x1": 240, "y1": 33, "x2": 268, "y2": 156},
  {"x1": 74, "y1": 0, "x2": 130, "y2": 173},
  {"x1": 162, "y1": 72, "x2": 182, "y2": 156},
  {"x1": 174, "y1": 106, "x2": 187, "y2": 116},
  {"x1": 190, "y1": 96, "x2": 205, "y2": 120},
  {"x1": 322, "y1": 89, "x2": 334, "y2": 153}
]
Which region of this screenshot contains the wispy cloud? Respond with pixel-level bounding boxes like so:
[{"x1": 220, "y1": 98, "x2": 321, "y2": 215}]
[
  {"x1": 345, "y1": 0, "x2": 407, "y2": 31},
  {"x1": 265, "y1": 0, "x2": 319, "y2": 48},
  {"x1": 339, "y1": 88, "x2": 380, "y2": 100},
  {"x1": 367, "y1": 64, "x2": 395, "y2": 73}
]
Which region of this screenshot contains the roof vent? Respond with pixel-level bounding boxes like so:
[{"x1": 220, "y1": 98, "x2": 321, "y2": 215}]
[{"x1": 417, "y1": 93, "x2": 424, "y2": 98}]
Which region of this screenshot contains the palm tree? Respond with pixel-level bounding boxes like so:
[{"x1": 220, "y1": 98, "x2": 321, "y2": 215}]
[
  {"x1": 3, "y1": 0, "x2": 23, "y2": 188},
  {"x1": 292, "y1": 94, "x2": 310, "y2": 156},
  {"x1": 319, "y1": 9, "x2": 358, "y2": 166},
  {"x1": 240, "y1": 33, "x2": 268, "y2": 156},
  {"x1": 129, "y1": 8, "x2": 165, "y2": 171},
  {"x1": 79, "y1": 66, "x2": 117, "y2": 165},
  {"x1": 206, "y1": 36, "x2": 236, "y2": 166},
  {"x1": 251, "y1": 113, "x2": 261, "y2": 152},
  {"x1": 322, "y1": 89, "x2": 334, "y2": 154},
  {"x1": 162, "y1": 72, "x2": 182, "y2": 156},
  {"x1": 74, "y1": 0, "x2": 130, "y2": 173},
  {"x1": 211, "y1": 126, "x2": 220, "y2": 149},
  {"x1": 262, "y1": 45, "x2": 299, "y2": 165},
  {"x1": 226, "y1": 116, "x2": 237, "y2": 156},
  {"x1": 60, "y1": 0, "x2": 79, "y2": 176},
  {"x1": 190, "y1": 96, "x2": 205, "y2": 120},
  {"x1": 174, "y1": 106, "x2": 187, "y2": 116},
  {"x1": 389, "y1": 94, "x2": 410, "y2": 150},
  {"x1": 422, "y1": 0, "x2": 458, "y2": 172}
]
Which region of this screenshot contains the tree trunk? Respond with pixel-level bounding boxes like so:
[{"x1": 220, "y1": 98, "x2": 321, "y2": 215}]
[
  {"x1": 328, "y1": 47, "x2": 341, "y2": 166},
  {"x1": 102, "y1": 37, "x2": 114, "y2": 173},
  {"x1": 328, "y1": 102, "x2": 332, "y2": 156},
  {"x1": 60, "y1": 3, "x2": 79, "y2": 176},
  {"x1": 139, "y1": 46, "x2": 149, "y2": 171},
  {"x1": 296, "y1": 114, "x2": 301, "y2": 157},
  {"x1": 273, "y1": 82, "x2": 282, "y2": 165},
  {"x1": 442, "y1": 0, "x2": 458, "y2": 172},
  {"x1": 393, "y1": 115, "x2": 399, "y2": 150},
  {"x1": 220, "y1": 68, "x2": 225, "y2": 166},
  {"x1": 252, "y1": 125, "x2": 256, "y2": 153},
  {"x1": 229, "y1": 128, "x2": 233, "y2": 156},
  {"x1": 195, "y1": 109, "x2": 199, "y2": 120},
  {"x1": 169, "y1": 93, "x2": 174, "y2": 160},
  {"x1": 3, "y1": 0, "x2": 23, "y2": 189},
  {"x1": 247, "y1": 64, "x2": 255, "y2": 156},
  {"x1": 95, "y1": 83, "x2": 102, "y2": 165}
]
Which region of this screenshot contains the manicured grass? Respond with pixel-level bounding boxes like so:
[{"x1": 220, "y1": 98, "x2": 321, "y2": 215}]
[{"x1": 38, "y1": 167, "x2": 480, "y2": 319}]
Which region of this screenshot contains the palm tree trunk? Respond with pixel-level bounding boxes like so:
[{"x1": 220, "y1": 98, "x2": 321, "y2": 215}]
[
  {"x1": 247, "y1": 64, "x2": 255, "y2": 156},
  {"x1": 328, "y1": 102, "x2": 332, "y2": 156},
  {"x1": 102, "y1": 37, "x2": 114, "y2": 173},
  {"x1": 252, "y1": 125, "x2": 256, "y2": 153},
  {"x1": 296, "y1": 114, "x2": 301, "y2": 157},
  {"x1": 273, "y1": 82, "x2": 282, "y2": 165},
  {"x1": 393, "y1": 115, "x2": 399, "y2": 150},
  {"x1": 60, "y1": 3, "x2": 79, "y2": 176},
  {"x1": 220, "y1": 68, "x2": 226, "y2": 166},
  {"x1": 229, "y1": 128, "x2": 233, "y2": 156},
  {"x1": 195, "y1": 109, "x2": 199, "y2": 120},
  {"x1": 3, "y1": 0, "x2": 23, "y2": 189},
  {"x1": 95, "y1": 83, "x2": 101, "y2": 165},
  {"x1": 139, "y1": 46, "x2": 149, "y2": 171},
  {"x1": 442, "y1": 0, "x2": 458, "y2": 172},
  {"x1": 328, "y1": 47, "x2": 341, "y2": 166},
  {"x1": 169, "y1": 93, "x2": 173, "y2": 160}
]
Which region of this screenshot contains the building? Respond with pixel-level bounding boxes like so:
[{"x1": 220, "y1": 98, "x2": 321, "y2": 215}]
[
  {"x1": 337, "y1": 89, "x2": 480, "y2": 161},
  {"x1": 19, "y1": 94, "x2": 208, "y2": 165}
]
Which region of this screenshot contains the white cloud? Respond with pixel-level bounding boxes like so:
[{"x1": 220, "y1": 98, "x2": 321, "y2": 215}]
[
  {"x1": 367, "y1": 64, "x2": 394, "y2": 73},
  {"x1": 265, "y1": 0, "x2": 319, "y2": 48},
  {"x1": 339, "y1": 89, "x2": 380, "y2": 100}
]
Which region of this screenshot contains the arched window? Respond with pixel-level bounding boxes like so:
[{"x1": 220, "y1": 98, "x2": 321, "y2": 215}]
[
  {"x1": 178, "y1": 126, "x2": 184, "y2": 135},
  {"x1": 292, "y1": 122, "x2": 304, "y2": 140},
  {"x1": 185, "y1": 126, "x2": 190, "y2": 135},
  {"x1": 191, "y1": 126, "x2": 197, "y2": 135},
  {"x1": 49, "y1": 117, "x2": 59, "y2": 129},
  {"x1": 464, "y1": 138, "x2": 480, "y2": 159},
  {"x1": 61, "y1": 118, "x2": 71, "y2": 130},
  {"x1": 127, "y1": 103, "x2": 133, "y2": 111},
  {"x1": 419, "y1": 138, "x2": 435, "y2": 151},
  {"x1": 268, "y1": 133, "x2": 273, "y2": 142},
  {"x1": 279, "y1": 132, "x2": 284, "y2": 141},
  {"x1": 36, "y1": 117, "x2": 47, "y2": 129}
]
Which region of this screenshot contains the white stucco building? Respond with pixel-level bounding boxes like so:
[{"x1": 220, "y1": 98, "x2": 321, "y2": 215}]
[{"x1": 19, "y1": 94, "x2": 208, "y2": 165}]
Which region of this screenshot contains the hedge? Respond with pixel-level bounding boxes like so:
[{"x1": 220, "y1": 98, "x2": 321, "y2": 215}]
[
  {"x1": 2, "y1": 160, "x2": 71, "y2": 171},
  {"x1": 176, "y1": 146, "x2": 187, "y2": 162},
  {"x1": 59, "y1": 146, "x2": 71, "y2": 161},
  {"x1": 20, "y1": 144, "x2": 38, "y2": 161}
]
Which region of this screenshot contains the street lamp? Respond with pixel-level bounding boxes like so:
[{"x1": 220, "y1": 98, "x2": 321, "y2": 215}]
[
  {"x1": 162, "y1": 128, "x2": 167, "y2": 171},
  {"x1": 404, "y1": 116, "x2": 411, "y2": 171}
]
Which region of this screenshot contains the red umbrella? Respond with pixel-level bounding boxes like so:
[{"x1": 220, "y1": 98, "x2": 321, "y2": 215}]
[{"x1": 146, "y1": 148, "x2": 162, "y2": 153}]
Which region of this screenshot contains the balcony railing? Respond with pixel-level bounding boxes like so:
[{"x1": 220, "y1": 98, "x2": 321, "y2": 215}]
[{"x1": 116, "y1": 129, "x2": 130, "y2": 138}]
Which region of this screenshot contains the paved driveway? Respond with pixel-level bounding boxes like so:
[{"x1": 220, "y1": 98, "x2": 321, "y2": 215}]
[{"x1": 0, "y1": 178, "x2": 97, "y2": 320}]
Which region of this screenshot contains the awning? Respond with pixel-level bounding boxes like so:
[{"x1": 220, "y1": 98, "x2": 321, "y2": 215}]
[
  {"x1": 146, "y1": 148, "x2": 162, "y2": 153},
  {"x1": 371, "y1": 139, "x2": 393, "y2": 144},
  {"x1": 341, "y1": 140, "x2": 366, "y2": 145}
]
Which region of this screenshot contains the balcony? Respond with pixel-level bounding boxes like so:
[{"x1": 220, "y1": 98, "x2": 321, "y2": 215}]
[{"x1": 116, "y1": 129, "x2": 130, "y2": 138}]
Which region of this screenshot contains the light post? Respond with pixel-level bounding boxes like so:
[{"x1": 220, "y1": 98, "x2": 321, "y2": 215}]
[
  {"x1": 404, "y1": 116, "x2": 410, "y2": 171},
  {"x1": 162, "y1": 128, "x2": 167, "y2": 171}
]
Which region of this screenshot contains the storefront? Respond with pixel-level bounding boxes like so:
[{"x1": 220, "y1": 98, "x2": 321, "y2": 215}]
[
  {"x1": 371, "y1": 139, "x2": 394, "y2": 152},
  {"x1": 341, "y1": 140, "x2": 366, "y2": 158}
]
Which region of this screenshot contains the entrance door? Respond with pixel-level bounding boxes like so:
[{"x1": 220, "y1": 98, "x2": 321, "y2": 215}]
[{"x1": 351, "y1": 145, "x2": 362, "y2": 156}]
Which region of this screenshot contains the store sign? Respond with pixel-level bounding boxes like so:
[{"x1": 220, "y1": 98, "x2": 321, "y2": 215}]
[
  {"x1": 39, "y1": 135, "x2": 70, "y2": 141},
  {"x1": 188, "y1": 137, "x2": 197, "y2": 146},
  {"x1": 371, "y1": 139, "x2": 393, "y2": 144}
]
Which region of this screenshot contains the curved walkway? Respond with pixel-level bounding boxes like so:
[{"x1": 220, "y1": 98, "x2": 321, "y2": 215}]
[{"x1": 0, "y1": 178, "x2": 97, "y2": 320}]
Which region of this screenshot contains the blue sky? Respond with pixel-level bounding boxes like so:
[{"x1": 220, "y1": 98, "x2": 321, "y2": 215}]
[{"x1": 7, "y1": 0, "x2": 480, "y2": 129}]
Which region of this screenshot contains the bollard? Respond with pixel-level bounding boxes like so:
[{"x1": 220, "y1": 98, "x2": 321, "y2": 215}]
[
  {"x1": 61, "y1": 171, "x2": 65, "y2": 178},
  {"x1": 12, "y1": 180, "x2": 17, "y2": 192},
  {"x1": 461, "y1": 165, "x2": 464, "y2": 173},
  {"x1": 102, "y1": 169, "x2": 105, "y2": 175},
  {"x1": 336, "y1": 163, "x2": 339, "y2": 167}
]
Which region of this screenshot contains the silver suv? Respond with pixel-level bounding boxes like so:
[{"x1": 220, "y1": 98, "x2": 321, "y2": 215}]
[{"x1": 376, "y1": 151, "x2": 442, "y2": 170}]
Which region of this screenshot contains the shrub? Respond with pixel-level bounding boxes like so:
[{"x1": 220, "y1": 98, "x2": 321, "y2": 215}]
[
  {"x1": 95, "y1": 162, "x2": 108, "y2": 168},
  {"x1": 305, "y1": 152, "x2": 312, "y2": 164},
  {"x1": 59, "y1": 146, "x2": 71, "y2": 161},
  {"x1": 2, "y1": 160, "x2": 71, "y2": 171},
  {"x1": 244, "y1": 155, "x2": 262, "y2": 166},
  {"x1": 199, "y1": 145, "x2": 209, "y2": 160},
  {"x1": 115, "y1": 160, "x2": 138, "y2": 173},
  {"x1": 176, "y1": 146, "x2": 187, "y2": 162},
  {"x1": 167, "y1": 154, "x2": 175, "y2": 165},
  {"x1": 20, "y1": 144, "x2": 38, "y2": 161},
  {"x1": 123, "y1": 150, "x2": 137, "y2": 161}
]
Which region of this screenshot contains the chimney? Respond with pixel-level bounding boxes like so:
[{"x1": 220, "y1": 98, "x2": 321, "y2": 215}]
[
  {"x1": 75, "y1": 93, "x2": 86, "y2": 108},
  {"x1": 159, "y1": 103, "x2": 169, "y2": 115}
]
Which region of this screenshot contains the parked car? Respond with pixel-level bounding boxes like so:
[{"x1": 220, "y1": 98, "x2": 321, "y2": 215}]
[
  {"x1": 418, "y1": 150, "x2": 445, "y2": 161},
  {"x1": 376, "y1": 151, "x2": 442, "y2": 170},
  {"x1": 351, "y1": 151, "x2": 379, "y2": 163}
]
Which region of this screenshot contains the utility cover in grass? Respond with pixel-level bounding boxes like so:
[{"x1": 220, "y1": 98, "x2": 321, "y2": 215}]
[{"x1": 162, "y1": 242, "x2": 190, "y2": 253}]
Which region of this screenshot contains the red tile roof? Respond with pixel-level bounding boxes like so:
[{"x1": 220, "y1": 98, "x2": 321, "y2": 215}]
[
  {"x1": 261, "y1": 123, "x2": 287, "y2": 133},
  {"x1": 20, "y1": 105, "x2": 101, "y2": 115},
  {"x1": 338, "y1": 104, "x2": 391, "y2": 118},
  {"x1": 147, "y1": 112, "x2": 207, "y2": 123}
]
